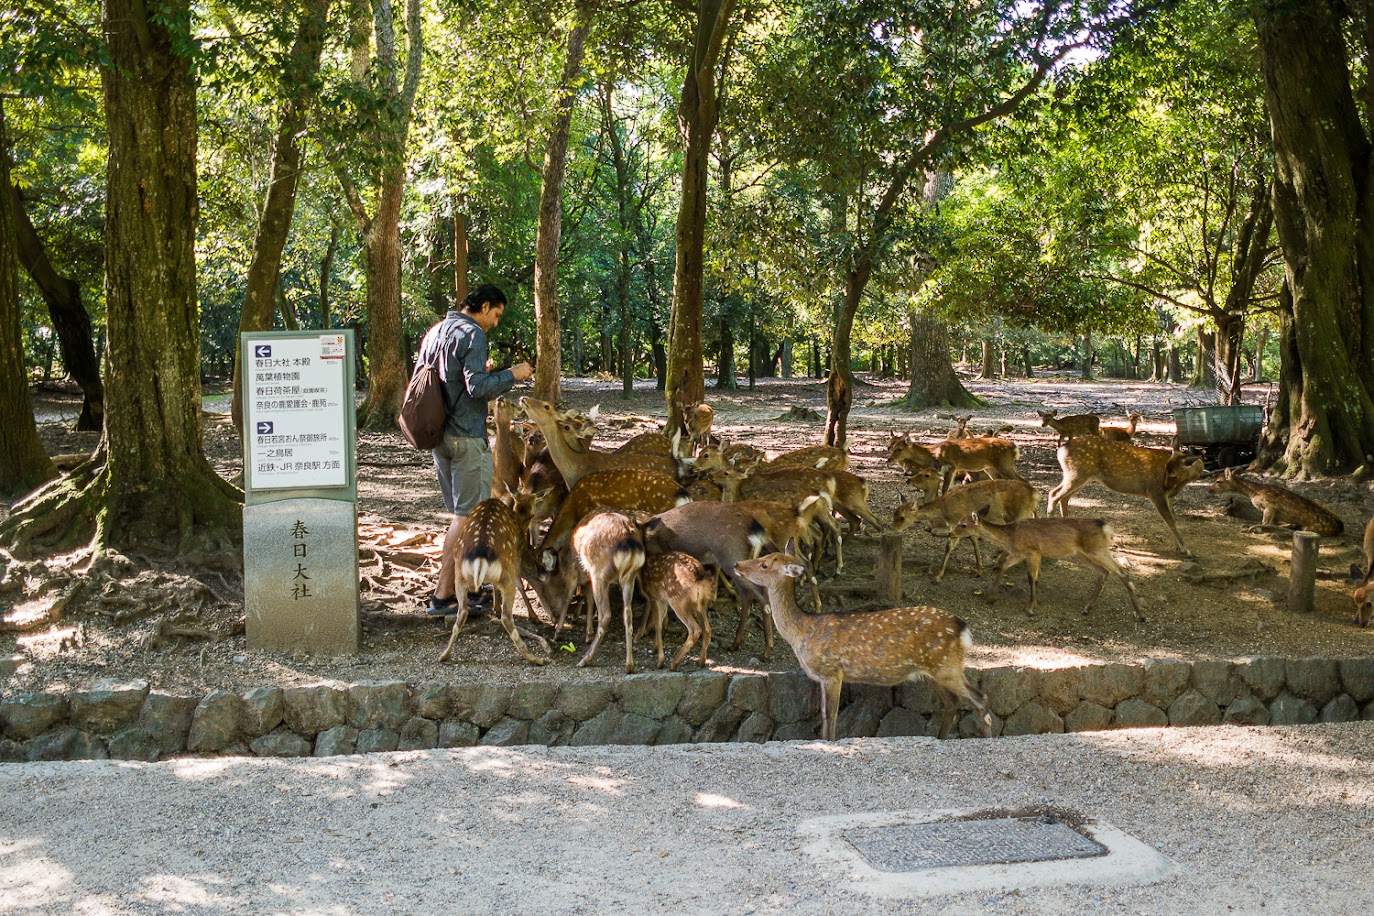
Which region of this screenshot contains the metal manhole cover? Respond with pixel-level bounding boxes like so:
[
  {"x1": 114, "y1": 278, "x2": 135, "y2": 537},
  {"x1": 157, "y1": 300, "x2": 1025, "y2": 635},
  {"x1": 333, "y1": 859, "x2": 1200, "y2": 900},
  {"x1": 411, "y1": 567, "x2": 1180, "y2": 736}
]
[{"x1": 843, "y1": 815, "x2": 1107, "y2": 872}]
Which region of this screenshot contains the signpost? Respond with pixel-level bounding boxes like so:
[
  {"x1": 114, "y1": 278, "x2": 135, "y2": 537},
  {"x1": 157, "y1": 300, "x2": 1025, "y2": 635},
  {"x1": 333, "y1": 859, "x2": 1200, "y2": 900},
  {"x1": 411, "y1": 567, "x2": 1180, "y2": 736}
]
[{"x1": 241, "y1": 331, "x2": 359, "y2": 654}]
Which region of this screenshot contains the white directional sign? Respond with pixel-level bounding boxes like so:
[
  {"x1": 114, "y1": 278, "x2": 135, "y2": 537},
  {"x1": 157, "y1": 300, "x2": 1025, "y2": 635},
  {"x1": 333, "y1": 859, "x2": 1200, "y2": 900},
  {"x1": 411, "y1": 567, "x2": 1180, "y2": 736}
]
[{"x1": 243, "y1": 334, "x2": 349, "y2": 490}]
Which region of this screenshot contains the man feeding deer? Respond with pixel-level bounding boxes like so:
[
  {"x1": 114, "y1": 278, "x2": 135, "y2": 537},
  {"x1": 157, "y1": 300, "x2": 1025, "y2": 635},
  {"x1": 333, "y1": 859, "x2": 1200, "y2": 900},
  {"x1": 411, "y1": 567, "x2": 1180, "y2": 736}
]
[{"x1": 418, "y1": 285, "x2": 533, "y2": 618}]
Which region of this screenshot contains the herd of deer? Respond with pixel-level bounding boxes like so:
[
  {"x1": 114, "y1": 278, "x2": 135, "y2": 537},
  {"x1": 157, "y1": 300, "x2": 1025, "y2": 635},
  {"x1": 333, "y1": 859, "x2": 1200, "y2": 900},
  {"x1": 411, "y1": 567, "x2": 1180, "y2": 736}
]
[{"x1": 435, "y1": 398, "x2": 1374, "y2": 743}]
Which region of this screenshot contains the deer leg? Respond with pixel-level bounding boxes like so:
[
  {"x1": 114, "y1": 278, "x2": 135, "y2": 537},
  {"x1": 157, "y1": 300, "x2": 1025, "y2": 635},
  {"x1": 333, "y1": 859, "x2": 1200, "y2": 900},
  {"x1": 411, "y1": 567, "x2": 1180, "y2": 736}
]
[
  {"x1": 496, "y1": 581, "x2": 547, "y2": 665},
  {"x1": 437, "y1": 604, "x2": 472, "y2": 663},
  {"x1": 934, "y1": 536, "x2": 958, "y2": 583},
  {"x1": 621, "y1": 579, "x2": 637, "y2": 675},
  {"x1": 670, "y1": 606, "x2": 700, "y2": 672},
  {"x1": 1084, "y1": 565, "x2": 1109, "y2": 615},
  {"x1": 970, "y1": 535, "x2": 984, "y2": 575},
  {"x1": 1025, "y1": 555, "x2": 1042, "y2": 616},
  {"x1": 698, "y1": 608, "x2": 712, "y2": 666},
  {"x1": 1148, "y1": 492, "x2": 1190, "y2": 556},
  {"x1": 819, "y1": 675, "x2": 843, "y2": 741},
  {"x1": 1261, "y1": 506, "x2": 1276, "y2": 527},
  {"x1": 1096, "y1": 556, "x2": 1146, "y2": 621},
  {"x1": 577, "y1": 579, "x2": 613, "y2": 668},
  {"x1": 934, "y1": 684, "x2": 959, "y2": 739},
  {"x1": 729, "y1": 576, "x2": 753, "y2": 651},
  {"x1": 651, "y1": 596, "x2": 667, "y2": 669}
]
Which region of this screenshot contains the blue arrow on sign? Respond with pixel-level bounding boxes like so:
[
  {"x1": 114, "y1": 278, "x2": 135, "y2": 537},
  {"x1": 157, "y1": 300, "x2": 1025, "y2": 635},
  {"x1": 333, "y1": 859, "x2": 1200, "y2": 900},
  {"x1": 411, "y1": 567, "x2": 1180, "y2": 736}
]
[
  {"x1": 254, "y1": 344, "x2": 272, "y2": 358},
  {"x1": 256, "y1": 421, "x2": 273, "y2": 435}
]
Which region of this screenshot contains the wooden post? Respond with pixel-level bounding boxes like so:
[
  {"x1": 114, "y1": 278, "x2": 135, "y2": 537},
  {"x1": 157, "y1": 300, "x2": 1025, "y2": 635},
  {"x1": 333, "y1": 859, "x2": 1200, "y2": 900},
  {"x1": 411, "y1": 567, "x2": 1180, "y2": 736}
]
[
  {"x1": 1288, "y1": 531, "x2": 1320, "y2": 614},
  {"x1": 876, "y1": 533, "x2": 903, "y2": 604}
]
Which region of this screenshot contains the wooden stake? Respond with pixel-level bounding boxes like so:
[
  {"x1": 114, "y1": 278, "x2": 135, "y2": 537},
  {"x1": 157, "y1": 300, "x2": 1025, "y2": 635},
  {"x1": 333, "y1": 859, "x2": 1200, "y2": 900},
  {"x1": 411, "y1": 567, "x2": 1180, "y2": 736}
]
[
  {"x1": 876, "y1": 533, "x2": 904, "y2": 604},
  {"x1": 1288, "y1": 531, "x2": 1319, "y2": 614}
]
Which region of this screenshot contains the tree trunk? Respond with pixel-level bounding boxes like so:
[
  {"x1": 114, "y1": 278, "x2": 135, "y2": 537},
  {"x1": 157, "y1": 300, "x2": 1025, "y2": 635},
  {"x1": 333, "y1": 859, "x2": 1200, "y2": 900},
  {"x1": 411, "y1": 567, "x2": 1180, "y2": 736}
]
[
  {"x1": 1080, "y1": 330, "x2": 1094, "y2": 379},
  {"x1": 230, "y1": 0, "x2": 329, "y2": 428},
  {"x1": 1191, "y1": 327, "x2": 1217, "y2": 390},
  {"x1": 1252, "y1": 324, "x2": 1268, "y2": 381},
  {"x1": 532, "y1": 0, "x2": 596, "y2": 403},
  {"x1": 1214, "y1": 312, "x2": 1245, "y2": 404},
  {"x1": 601, "y1": 82, "x2": 637, "y2": 401},
  {"x1": 426, "y1": 214, "x2": 452, "y2": 316},
  {"x1": 903, "y1": 310, "x2": 979, "y2": 410},
  {"x1": 980, "y1": 339, "x2": 996, "y2": 379},
  {"x1": 0, "y1": 101, "x2": 56, "y2": 498},
  {"x1": 825, "y1": 268, "x2": 867, "y2": 447},
  {"x1": 716, "y1": 315, "x2": 737, "y2": 389},
  {"x1": 1, "y1": 0, "x2": 239, "y2": 552},
  {"x1": 665, "y1": 0, "x2": 735, "y2": 433},
  {"x1": 648, "y1": 321, "x2": 666, "y2": 390},
  {"x1": 319, "y1": 216, "x2": 338, "y2": 328},
  {"x1": 1252, "y1": 1, "x2": 1374, "y2": 474},
  {"x1": 781, "y1": 339, "x2": 793, "y2": 378},
  {"x1": 8, "y1": 183, "x2": 105, "y2": 432},
  {"x1": 453, "y1": 204, "x2": 468, "y2": 304}
]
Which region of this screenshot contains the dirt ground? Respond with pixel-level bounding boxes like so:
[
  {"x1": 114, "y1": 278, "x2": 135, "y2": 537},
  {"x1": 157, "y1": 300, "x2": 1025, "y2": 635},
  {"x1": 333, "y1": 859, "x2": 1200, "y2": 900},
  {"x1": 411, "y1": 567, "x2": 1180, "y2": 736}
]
[{"x1": 4, "y1": 371, "x2": 1373, "y2": 696}]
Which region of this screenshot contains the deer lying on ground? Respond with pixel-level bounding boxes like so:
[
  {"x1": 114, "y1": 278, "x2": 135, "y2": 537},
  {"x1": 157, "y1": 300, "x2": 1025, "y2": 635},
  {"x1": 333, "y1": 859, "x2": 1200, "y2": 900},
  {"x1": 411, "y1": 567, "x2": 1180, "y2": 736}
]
[
  {"x1": 766, "y1": 444, "x2": 848, "y2": 471},
  {"x1": 689, "y1": 442, "x2": 766, "y2": 473},
  {"x1": 520, "y1": 396, "x2": 678, "y2": 488},
  {"x1": 616, "y1": 431, "x2": 676, "y2": 456},
  {"x1": 642, "y1": 500, "x2": 777, "y2": 658},
  {"x1": 1209, "y1": 469, "x2": 1345, "y2": 536},
  {"x1": 539, "y1": 468, "x2": 690, "y2": 553},
  {"x1": 891, "y1": 479, "x2": 1038, "y2": 582},
  {"x1": 950, "y1": 512, "x2": 1144, "y2": 621},
  {"x1": 439, "y1": 489, "x2": 550, "y2": 666},
  {"x1": 1101, "y1": 412, "x2": 1143, "y2": 442},
  {"x1": 1047, "y1": 436, "x2": 1205, "y2": 555},
  {"x1": 639, "y1": 551, "x2": 716, "y2": 670},
  {"x1": 1352, "y1": 514, "x2": 1374, "y2": 628},
  {"x1": 947, "y1": 415, "x2": 972, "y2": 438},
  {"x1": 570, "y1": 508, "x2": 646, "y2": 673},
  {"x1": 734, "y1": 549, "x2": 992, "y2": 741},
  {"x1": 1038, "y1": 409, "x2": 1101, "y2": 443}
]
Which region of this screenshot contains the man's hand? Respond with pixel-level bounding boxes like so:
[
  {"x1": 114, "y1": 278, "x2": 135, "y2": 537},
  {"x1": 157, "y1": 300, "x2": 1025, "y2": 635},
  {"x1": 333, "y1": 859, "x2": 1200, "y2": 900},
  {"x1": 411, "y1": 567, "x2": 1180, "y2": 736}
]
[
  {"x1": 485, "y1": 358, "x2": 495, "y2": 372},
  {"x1": 510, "y1": 362, "x2": 534, "y2": 382}
]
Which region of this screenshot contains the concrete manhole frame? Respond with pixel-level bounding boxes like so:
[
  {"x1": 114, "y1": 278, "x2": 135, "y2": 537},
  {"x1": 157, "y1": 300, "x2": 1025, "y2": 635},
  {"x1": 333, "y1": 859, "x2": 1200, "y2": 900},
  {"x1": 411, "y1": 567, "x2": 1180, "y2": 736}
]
[{"x1": 798, "y1": 806, "x2": 1177, "y2": 899}]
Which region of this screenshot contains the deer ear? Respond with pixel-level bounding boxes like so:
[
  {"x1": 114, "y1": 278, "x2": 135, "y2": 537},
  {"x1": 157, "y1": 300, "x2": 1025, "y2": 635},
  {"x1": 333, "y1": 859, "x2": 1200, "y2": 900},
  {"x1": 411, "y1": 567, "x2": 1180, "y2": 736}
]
[
  {"x1": 588, "y1": 404, "x2": 600, "y2": 421},
  {"x1": 783, "y1": 537, "x2": 797, "y2": 556},
  {"x1": 781, "y1": 563, "x2": 807, "y2": 579}
]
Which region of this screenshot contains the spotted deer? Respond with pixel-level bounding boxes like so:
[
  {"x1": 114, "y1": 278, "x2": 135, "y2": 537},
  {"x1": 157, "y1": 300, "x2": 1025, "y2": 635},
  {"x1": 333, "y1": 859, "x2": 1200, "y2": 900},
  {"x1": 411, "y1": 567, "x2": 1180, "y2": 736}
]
[
  {"x1": 491, "y1": 397, "x2": 525, "y2": 498},
  {"x1": 520, "y1": 396, "x2": 678, "y2": 488},
  {"x1": 891, "y1": 479, "x2": 1038, "y2": 582},
  {"x1": 539, "y1": 468, "x2": 690, "y2": 553},
  {"x1": 1047, "y1": 437, "x2": 1205, "y2": 555},
  {"x1": 570, "y1": 508, "x2": 646, "y2": 673},
  {"x1": 639, "y1": 551, "x2": 716, "y2": 670},
  {"x1": 682, "y1": 402, "x2": 715, "y2": 457},
  {"x1": 616, "y1": 432, "x2": 675, "y2": 456},
  {"x1": 734, "y1": 550, "x2": 992, "y2": 741},
  {"x1": 1101, "y1": 412, "x2": 1143, "y2": 442},
  {"x1": 927, "y1": 437, "x2": 1023, "y2": 494},
  {"x1": 1351, "y1": 514, "x2": 1373, "y2": 627},
  {"x1": 1209, "y1": 469, "x2": 1345, "y2": 536},
  {"x1": 439, "y1": 490, "x2": 549, "y2": 666},
  {"x1": 950, "y1": 513, "x2": 1143, "y2": 621},
  {"x1": 1038, "y1": 409, "x2": 1101, "y2": 443},
  {"x1": 766, "y1": 444, "x2": 849, "y2": 471}
]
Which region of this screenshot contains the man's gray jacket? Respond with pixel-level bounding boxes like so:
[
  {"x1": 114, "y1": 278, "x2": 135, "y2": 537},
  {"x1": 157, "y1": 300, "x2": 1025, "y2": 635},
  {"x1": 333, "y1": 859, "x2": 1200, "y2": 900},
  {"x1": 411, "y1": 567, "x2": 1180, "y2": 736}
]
[{"x1": 418, "y1": 311, "x2": 516, "y2": 439}]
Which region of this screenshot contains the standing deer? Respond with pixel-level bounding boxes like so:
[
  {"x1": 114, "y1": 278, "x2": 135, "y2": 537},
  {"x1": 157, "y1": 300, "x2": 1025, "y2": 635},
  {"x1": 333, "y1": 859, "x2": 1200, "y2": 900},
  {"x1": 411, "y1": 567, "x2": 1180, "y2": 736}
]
[
  {"x1": 1101, "y1": 412, "x2": 1143, "y2": 442},
  {"x1": 520, "y1": 396, "x2": 678, "y2": 488},
  {"x1": 891, "y1": 479, "x2": 1038, "y2": 582},
  {"x1": 1047, "y1": 437, "x2": 1204, "y2": 555},
  {"x1": 927, "y1": 437, "x2": 1023, "y2": 494},
  {"x1": 735, "y1": 550, "x2": 992, "y2": 741},
  {"x1": 539, "y1": 468, "x2": 690, "y2": 553},
  {"x1": 639, "y1": 551, "x2": 716, "y2": 670},
  {"x1": 950, "y1": 513, "x2": 1144, "y2": 621},
  {"x1": 439, "y1": 489, "x2": 549, "y2": 666},
  {"x1": 1038, "y1": 409, "x2": 1101, "y2": 443},
  {"x1": 1209, "y1": 469, "x2": 1345, "y2": 536},
  {"x1": 491, "y1": 397, "x2": 524, "y2": 498},
  {"x1": 570, "y1": 508, "x2": 646, "y2": 673},
  {"x1": 1352, "y1": 514, "x2": 1373, "y2": 627}
]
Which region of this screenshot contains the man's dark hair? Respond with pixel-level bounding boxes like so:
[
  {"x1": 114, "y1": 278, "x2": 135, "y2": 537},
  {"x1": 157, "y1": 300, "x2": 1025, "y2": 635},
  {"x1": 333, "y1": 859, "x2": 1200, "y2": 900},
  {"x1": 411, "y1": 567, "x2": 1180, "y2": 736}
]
[{"x1": 460, "y1": 284, "x2": 507, "y2": 314}]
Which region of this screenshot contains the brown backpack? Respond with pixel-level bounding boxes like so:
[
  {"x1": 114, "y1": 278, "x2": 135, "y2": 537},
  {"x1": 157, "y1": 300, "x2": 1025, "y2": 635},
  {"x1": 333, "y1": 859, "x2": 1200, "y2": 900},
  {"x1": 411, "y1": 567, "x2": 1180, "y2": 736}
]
[{"x1": 399, "y1": 325, "x2": 449, "y2": 449}]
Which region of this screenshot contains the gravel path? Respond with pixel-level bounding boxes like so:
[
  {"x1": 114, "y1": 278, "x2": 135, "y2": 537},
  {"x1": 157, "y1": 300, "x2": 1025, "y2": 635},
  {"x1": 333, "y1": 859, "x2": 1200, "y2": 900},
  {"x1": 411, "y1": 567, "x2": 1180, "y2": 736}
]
[{"x1": 3, "y1": 723, "x2": 1372, "y2": 914}]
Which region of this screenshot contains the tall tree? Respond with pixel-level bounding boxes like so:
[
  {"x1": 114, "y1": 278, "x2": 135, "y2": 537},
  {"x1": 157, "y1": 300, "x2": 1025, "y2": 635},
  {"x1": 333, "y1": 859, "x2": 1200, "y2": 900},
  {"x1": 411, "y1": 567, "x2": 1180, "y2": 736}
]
[
  {"x1": 665, "y1": 0, "x2": 736, "y2": 433},
  {"x1": 230, "y1": 0, "x2": 332, "y2": 427},
  {"x1": 1250, "y1": 0, "x2": 1374, "y2": 475},
  {"x1": 331, "y1": 0, "x2": 422, "y2": 431},
  {"x1": 0, "y1": 100, "x2": 57, "y2": 498},
  {"x1": 3, "y1": 0, "x2": 239, "y2": 554},
  {"x1": 532, "y1": 0, "x2": 597, "y2": 403}
]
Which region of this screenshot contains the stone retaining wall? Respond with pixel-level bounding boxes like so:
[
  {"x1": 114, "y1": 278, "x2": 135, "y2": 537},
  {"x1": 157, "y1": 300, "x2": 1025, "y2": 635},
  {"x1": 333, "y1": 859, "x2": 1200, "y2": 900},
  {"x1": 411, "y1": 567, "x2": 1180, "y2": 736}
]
[{"x1": 4, "y1": 656, "x2": 1374, "y2": 762}]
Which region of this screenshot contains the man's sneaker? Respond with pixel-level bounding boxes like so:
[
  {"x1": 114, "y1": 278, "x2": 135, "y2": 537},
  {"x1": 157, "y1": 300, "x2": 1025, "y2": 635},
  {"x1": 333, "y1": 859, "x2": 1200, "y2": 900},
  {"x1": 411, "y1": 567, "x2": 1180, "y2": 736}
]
[
  {"x1": 465, "y1": 588, "x2": 494, "y2": 618},
  {"x1": 426, "y1": 594, "x2": 461, "y2": 617}
]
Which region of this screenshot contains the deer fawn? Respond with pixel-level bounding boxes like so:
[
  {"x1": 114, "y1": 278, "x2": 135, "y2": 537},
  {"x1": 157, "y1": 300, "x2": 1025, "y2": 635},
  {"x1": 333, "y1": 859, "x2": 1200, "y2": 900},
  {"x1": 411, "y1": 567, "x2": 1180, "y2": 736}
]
[
  {"x1": 639, "y1": 551, "x2": 716, "y2": 670},
  {"x1": 735, "y1": 550, "x2": 992, "y2": 741},
  {"x1": 947, "y1": 415, "x2": 972, "y2": 438},
  {"x1": 569, "y1": 508, "x2": 646, "y2": 673},
  {"x1": 891, "y1": 479, "x2": 1038, "y2": 582},
  {"x1": 1038, "y1": 409, "x2": 1101, "y2": 443},
  {"x1": 1209, "y1": 468, "x2": 1345, "y2": 536},
  {"x1": 1101, "y1": 412, "x2": 1143, "y2": 442},
  {"x1": 682, "y1": 402, "x2": 715, "y2": 457},
  {"x1": 520, "y1": 396, "x2": 678, "y2": 488},
  {"x1": 1047, "y1": 437, "x2": 1204, "y2": 555},
  {"x1": 439, "y1": 489, "x2": 549, "y2": 666},
  {"x1": 1351, "y1": 514, "x2": 1373, "y2": 627},
  {"x1": 951, "y1": 513, "x2": 1144, "y2": 621}
]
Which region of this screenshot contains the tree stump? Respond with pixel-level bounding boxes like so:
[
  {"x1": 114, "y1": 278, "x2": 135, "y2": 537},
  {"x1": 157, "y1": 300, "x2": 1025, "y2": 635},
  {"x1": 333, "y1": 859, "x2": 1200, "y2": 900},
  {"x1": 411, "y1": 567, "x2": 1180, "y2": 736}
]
[
  {"x1": 1288, "y1": 531, "x2": 1320, "y2": 614},
  {"x1": 876, "y1": 533, "x2": 903, "y2": 604}
]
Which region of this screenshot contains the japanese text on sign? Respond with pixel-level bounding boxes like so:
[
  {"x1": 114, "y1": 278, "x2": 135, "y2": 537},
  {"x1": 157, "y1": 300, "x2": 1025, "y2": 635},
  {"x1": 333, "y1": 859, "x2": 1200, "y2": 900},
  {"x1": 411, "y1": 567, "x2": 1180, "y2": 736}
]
[{"x1": 244, "y1": 335, "x2": 348, "y2": 490}]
